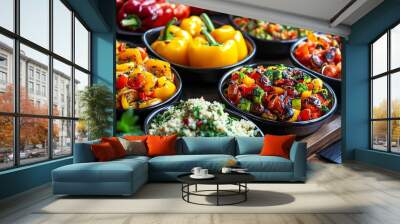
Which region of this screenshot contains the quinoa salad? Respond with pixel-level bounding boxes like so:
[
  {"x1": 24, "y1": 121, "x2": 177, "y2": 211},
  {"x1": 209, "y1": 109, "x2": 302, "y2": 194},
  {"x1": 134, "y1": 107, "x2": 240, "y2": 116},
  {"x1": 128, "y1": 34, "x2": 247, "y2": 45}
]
[{"x1": 148, "y1": 98, "x2": 260, "y2": 137}]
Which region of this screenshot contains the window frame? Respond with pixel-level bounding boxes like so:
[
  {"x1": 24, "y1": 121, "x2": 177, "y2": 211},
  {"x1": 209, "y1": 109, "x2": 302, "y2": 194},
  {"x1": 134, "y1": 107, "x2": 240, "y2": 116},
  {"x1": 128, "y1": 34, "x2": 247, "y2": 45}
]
[
  {"x1": 0, "y1": 0, "x2": 92, "y2": 171},
  {"x1": 370, "y1": 21, "x2": 400, "y2": 154}
]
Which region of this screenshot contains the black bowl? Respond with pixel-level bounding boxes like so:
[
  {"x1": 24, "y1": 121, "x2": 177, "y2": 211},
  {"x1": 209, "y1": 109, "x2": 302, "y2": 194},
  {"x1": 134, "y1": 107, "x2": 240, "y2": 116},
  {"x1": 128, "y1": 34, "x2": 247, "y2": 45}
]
[
  {"x1": 142, "y1": 23, "x2": 256, "y2": 83},
  {"x1": 218, "y1": 63, "x2": 337, "y2": 137},
  {"x1": 229, "y1": 15, "x2": 300, "y2": 59},
  {"x1": 289, "y1": 36, "x2": 341, "y2": 96},
  {"x1": 144, "y1": 103, "x2": 264, "y2": 137},
  {"x1": 116, "y1": 63, "x2": 183, "y2": 127}
]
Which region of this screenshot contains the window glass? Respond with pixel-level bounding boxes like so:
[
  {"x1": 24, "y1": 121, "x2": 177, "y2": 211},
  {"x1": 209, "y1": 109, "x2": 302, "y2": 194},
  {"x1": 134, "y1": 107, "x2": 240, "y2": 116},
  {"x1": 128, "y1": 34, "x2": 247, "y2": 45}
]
[
  {"x1": 391, "y1": 24, "x2": 400, "y2": 70},
  {"x1": 74, "y1": 18, "x2": 89, "y2": 70},
  {"x1": 372, "y1": 33, "x2": 387, "y2": 76},
  {"x1": 20, "y1": 44, "x2": 49, "y2": 115},
  {"x1": 0, "y1": 34, "x2": 14, "y2": 113},
  {"x1": 0, "y1": 116, "x2": 13, "y2": 170},
  {"x1": 20, "y1": 0, "x2": 49, "y2": 49},
  {"x1": 372, "y1": 76, "x2": 387, "y2": 119},
  {"x1": 53, "y1": 0, "x2": 72, "y2": 60},
  {"x1": 53, "y1": 59, "x2": 72, "y2": 117},
  {"x1": 74, "y1": 69, "x2": 89, "y2": 118},
  {"x1": 391, "y1": 72, "x2": 400, "y2": 118},
  {"x1": 53, "y1": 119, "x2": 72, "y2": 157},
  {"x1": 19, "y1": 117, "x2": 49, "y2": 165},
  {"x1": 372, "y1": 121, "x2": 388, "y2": 151},
  {"x1": 75, "y1": 120, "x2": 88, "y2": 143},
  {"x1": 391, "y1": 121, "x2": 400, "y2": 153},
  {"x1": 0, "y1": 0, "x2": 14, "y2": 31}
]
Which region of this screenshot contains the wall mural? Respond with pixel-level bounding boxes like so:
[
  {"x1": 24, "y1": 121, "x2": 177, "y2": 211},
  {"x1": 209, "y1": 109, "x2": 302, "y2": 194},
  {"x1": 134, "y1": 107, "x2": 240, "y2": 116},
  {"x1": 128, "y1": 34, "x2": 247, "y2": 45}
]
[{"x1": 115, "y1": 0, "x2": 342, "y2": 162}]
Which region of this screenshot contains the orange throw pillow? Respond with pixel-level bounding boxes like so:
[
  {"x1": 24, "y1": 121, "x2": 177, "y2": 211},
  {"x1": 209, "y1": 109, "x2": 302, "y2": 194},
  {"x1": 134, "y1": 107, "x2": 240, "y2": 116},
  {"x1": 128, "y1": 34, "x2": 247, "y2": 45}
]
[
  {"x1": 101, "y1": 137, "x2": 126, "y2": 158},
  {"x1": 259, "y1": 134, "x2": 296, "y2": 159},
  {"x1": 124, "y1": 135, "x2": 148, "y2": 141},
  {"x1": 91, "y1": 142, "x2": 117, "y2": 162},
  {"x1": 146, "y1": 135, "x2": 177, "y2": 157}
]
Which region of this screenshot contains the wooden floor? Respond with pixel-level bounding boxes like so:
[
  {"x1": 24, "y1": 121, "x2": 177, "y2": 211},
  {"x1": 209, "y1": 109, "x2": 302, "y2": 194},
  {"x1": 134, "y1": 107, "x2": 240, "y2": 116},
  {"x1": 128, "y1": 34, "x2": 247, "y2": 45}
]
[{"x1": 1, "y1": 161, "x2": 400, "y2": 224}]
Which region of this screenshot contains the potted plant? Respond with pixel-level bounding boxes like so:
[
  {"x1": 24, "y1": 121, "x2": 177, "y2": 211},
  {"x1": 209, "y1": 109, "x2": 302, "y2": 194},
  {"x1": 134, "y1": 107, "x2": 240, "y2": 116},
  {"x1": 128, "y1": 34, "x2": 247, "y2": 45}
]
[{"x1": 79, "y1": 84, "x2": 114, "y2": 140}]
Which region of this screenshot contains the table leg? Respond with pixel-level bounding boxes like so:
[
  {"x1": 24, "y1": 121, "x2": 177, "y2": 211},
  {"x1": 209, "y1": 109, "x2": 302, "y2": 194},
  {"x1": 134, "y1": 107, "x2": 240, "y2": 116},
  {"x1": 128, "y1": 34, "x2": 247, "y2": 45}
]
[
  {"x1": 245, "y1": 183, "x2": 247, "y2": 201},
  {"x1": 217, "y1": 184, "x2": 219, "y2": 206},
  {"x1": 195, "y1": 184, "x2": 197, "y2": 192}
]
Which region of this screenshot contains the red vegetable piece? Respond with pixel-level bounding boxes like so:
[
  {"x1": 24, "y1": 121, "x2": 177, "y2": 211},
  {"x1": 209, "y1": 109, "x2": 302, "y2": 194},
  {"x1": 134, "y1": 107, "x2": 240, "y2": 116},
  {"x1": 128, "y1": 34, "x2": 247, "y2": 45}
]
[{"x1": 116, "y1": 75, "x2": 128, "y2": 90}]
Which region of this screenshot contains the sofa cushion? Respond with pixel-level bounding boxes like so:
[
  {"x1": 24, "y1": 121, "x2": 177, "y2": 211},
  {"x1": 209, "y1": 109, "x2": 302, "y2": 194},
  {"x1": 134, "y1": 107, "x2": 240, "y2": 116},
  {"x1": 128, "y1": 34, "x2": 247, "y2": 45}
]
[
  {"x1": 91, "y1": 142, "x2": 118, "y2": 162},
  {"x1": 260, "y1": 134, "x2": 296, "y2": 159},
  {"x1": 236, "y1": 155, "x2": 293, "y2": 172},
  {"x1": 149, "y1": 154, "x2": 235, "y2": 172},
  {"x1": 235, "y1": 137, "x2": 263, "y2": 155},
  {"x1": 118, "y1": 138, "x2": 147, "y2": 156},
  {"x1": 181, "y1": 137, "x2": 235, "y2": 155},
  {"x1": 53, "y1": 158, "x2": 148, "y2": 183},
  {"x1": 101, "y1": 137, "x2": 127, "y2": 158},
  {"x1": 147, "y1": 135, "x2": 177, "y2": 157},
  {"x1": 73, "y1": 140, "x2": 100, "y2": 163}
]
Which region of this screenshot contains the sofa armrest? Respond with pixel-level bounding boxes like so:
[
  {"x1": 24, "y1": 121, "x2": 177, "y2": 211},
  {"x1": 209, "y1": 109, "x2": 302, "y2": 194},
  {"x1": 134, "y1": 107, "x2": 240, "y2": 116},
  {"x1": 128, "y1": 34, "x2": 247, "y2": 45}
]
[
  {"x1": 289, "y1": 141, "x2": 307, "y2": 182},
  {"x1": 73, "y1": 140, "x2": 99, "y2": 163}
]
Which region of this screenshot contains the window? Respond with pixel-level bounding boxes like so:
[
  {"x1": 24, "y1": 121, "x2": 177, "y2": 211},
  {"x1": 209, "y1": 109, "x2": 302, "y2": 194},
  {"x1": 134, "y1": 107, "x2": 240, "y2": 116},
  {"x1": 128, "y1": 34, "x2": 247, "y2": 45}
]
[
  {"x1": 370, "y1": 23, "x2": 400, "y2": 154},
  {"x1": 28, "y1": 81, "x2": 34, "y2": 94},
  {"x1": 0, "y1": 0, "x2": 14, "y2": 32},
  {"x1": 0, "y1": 0, "x2": 91, "y2": 170}
]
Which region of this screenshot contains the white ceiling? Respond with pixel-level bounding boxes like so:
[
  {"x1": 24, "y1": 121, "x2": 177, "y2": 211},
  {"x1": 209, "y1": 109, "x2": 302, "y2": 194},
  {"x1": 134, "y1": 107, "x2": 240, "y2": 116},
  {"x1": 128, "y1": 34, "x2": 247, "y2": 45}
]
[{"x1": 175, "y1": 0, "x2": 384, "y2": 37}]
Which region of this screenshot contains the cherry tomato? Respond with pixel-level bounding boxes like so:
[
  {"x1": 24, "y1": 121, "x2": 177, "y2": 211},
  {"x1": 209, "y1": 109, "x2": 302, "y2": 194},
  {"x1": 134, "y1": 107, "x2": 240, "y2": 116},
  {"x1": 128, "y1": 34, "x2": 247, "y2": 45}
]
[{"x1": 116, "y1": 75, "x2": 128, "y2": 90}]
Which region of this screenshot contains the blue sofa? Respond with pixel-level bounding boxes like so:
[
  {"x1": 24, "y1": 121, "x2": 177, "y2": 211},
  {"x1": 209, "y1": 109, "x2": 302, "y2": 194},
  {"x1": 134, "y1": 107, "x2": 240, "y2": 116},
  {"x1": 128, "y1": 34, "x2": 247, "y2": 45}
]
[{"x1": 52, "y1": 137, "x2": 307, "y2": 196}]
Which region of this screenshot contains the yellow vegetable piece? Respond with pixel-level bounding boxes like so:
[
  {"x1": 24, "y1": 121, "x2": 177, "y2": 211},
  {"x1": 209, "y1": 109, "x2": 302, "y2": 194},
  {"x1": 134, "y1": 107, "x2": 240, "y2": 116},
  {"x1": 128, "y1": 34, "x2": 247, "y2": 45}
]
[
  {"x1": 144, "y1": 59, "x2": 173, "y2": 80},
  {"x1": 180, "y1": 16, "x2": 203, "y2": 36},
  {"x1": 211, "y1": 25, "x2": 248, "y2": 61},
  {"x1": 157, "y1": 76, "x2": 168, "y2": 87},
  {"x1": 142, "y1": 72, "x2": 157, "y2": 92},
  {"x1": 154, "y1": 80, "x2": 176, "y2": 100},
  {"x1": 301, "y1": 90, "x2": 312, "y2": 99},
  {"x1": 274, "y1": 87, "x2": 285, "y2": 94},
  {"x1": 151, "y1": 19, "x2": 192, "y2": 66},
  {"x1": 188, "y1": 31, "x2": 238, "y2": 68},
  {"x1": 138, "y1": 98, "x2": 163, "y2": 109},
  {"x1": 242, "y1": 75, "x2": 255, "y2": 86},
  {"x1": 289, "y1": 109, "x2": 300, "y2": 122},
  {"x1": 312, "y1": 78, "x2": 323, "y2": 90},
  {"x1": 116, "y1": 62, "x2": 135, "y2": 72},
  {"x1": 118, "y1": 48, "x2": 143, "y2": 64},
  {"x1": 121, "y1": 95, "x2": 131, "y2": 110}
]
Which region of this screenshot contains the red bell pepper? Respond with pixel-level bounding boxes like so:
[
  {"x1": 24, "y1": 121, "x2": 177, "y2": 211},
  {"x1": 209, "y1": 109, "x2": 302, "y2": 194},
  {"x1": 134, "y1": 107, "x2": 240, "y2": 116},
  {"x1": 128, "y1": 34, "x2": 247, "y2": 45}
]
[
  {"x1": 117, "y1": 0, "x2": 189, "y2": 32},
  {"x1": 116, "y1": 0, "x2": 127, "y2": 12},
  {"x1": 117, "y1": 0, "x2": 171, "y2": 32},
  {"x1": 172, "y1": 4, "x2": 190, "y2": 20}
]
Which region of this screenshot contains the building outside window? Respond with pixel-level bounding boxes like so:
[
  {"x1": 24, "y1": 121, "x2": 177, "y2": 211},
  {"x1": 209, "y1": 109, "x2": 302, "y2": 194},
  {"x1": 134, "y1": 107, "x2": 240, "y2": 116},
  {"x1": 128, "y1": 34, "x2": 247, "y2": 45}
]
[
  {"x1": 370, "y1": 22, "x2": 400, "y2": 154},
  {"x1": 0, "y1": 0, "x2": 91, "y2": 170}
]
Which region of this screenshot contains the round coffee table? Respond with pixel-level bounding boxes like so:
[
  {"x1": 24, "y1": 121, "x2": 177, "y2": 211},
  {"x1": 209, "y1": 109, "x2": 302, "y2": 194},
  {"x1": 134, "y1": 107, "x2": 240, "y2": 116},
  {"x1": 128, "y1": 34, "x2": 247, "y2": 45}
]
[{"x1": 177, "y1": 173, "x2": 255, "y2": 206}]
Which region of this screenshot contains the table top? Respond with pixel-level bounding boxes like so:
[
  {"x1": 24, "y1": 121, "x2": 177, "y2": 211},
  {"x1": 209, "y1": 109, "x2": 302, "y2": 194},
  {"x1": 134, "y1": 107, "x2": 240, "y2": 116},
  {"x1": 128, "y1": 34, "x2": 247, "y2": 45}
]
[{"x1": 177, "y1": 173, "x2": 255, "y2": 185}]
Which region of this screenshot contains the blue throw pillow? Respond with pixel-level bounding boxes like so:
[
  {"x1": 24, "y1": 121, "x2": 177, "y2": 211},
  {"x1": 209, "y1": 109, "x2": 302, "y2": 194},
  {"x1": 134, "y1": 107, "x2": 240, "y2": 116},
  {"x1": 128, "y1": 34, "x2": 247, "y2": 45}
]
[
  {"x1": 235, "y1": 137, "x2": 264, "y2": 155},
  {"x1": 181, "y1": 137, "x2": 235, "y2": 155}
]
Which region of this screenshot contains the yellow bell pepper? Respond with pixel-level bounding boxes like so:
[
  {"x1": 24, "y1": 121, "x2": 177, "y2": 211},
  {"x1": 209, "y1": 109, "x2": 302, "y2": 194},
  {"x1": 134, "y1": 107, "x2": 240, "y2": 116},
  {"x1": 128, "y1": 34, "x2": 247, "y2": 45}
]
[
  {"x1": 142, "y1": 72, "x2": 157, "y2": 92},
  {"x1": 144, "y1": 58, "x2": 173, "y2": 80},
  {"x1": 242, "y1": 75, "x2": 255, "y2": 87},
  {"x1": 151, "y1": 18, "x2": 191, "y2": 65},
  {"x1": 118, "y1": 48, "x2": 143, "y2": 64},
  {"x1": 154, "y1": 80, "x2": 176, "y2": 100},
  {"x1": 312, "y1": 78, "x2": 323, "y2": 90},
  {"x1": 116, "y1": 62, "x2": 135, "y2": 72},
  {"x1": 121, "y1": 94, "x2": 131, "y2": 110},
  {"x1": 188, "y1": 27, "x2": 238, "y2": 68},
  {"x1": 301, "y1": 90, "x2": 312, "y2": 99},
  {"x1": 201, "y1": 13, "x2": 248, "y2": 61},
  {"x1": 289, "y1": 109, "x2": 300, "y2": 122},
  {"x1": 139, "y1": 98, "x2": 163, "y2": 109},
  {"x1": 180, "y1": 16, "x2": 203, "y2": 36}
]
